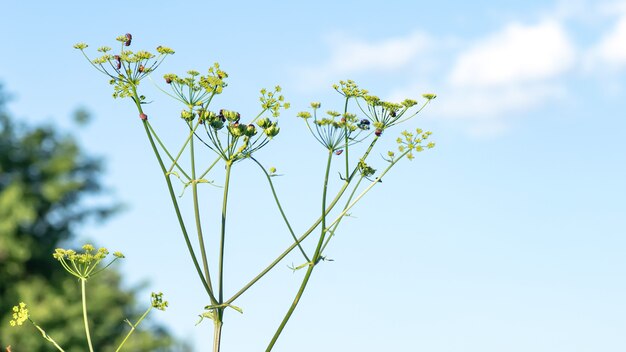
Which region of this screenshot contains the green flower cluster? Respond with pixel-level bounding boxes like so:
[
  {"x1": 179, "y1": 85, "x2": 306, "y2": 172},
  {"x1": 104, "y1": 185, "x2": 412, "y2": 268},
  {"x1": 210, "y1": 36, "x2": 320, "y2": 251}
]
[
  {"x1": 9, "y1": 302, "x2": 28, "y2": 327},
  {"x1": 74, "y1": 34, "x2": 174, "y2": 99},
  {"x1": 199, "y1": 107, "x2": 281, "y2": 162},
  {"x1": 150, "y1": 292, "x2": 169, "y2": 311},
  {"x1": 297, "y1": 102, "x2": 370, "y2": 151},
  {"x1": 53, "y1": 244, "x2": 124, "y2": 280},
  {"x1": 163, "y1": 63, "x2": 228, "y2": 108},
  {"x1": 387, "y1": 128, "x2": 435, "y2": 161}
]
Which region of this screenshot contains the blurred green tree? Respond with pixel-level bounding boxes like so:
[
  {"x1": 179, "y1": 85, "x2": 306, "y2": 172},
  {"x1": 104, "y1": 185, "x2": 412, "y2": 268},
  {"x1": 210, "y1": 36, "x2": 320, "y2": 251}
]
[{"x1": 0, "y1": 84, "x2": 188, "y2": 351}]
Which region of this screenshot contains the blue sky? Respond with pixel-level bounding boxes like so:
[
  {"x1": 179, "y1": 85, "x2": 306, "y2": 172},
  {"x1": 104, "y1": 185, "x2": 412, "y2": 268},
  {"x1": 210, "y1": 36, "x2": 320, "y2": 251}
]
[{"x1": 2, "y1": 1, "x2": 626, "y2": 351}]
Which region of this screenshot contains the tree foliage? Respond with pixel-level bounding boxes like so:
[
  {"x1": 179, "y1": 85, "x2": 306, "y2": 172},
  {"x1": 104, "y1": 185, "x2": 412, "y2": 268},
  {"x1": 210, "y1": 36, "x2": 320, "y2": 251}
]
[{"x1": 0, "y1": 85, "x2": 187, "y2": 351}]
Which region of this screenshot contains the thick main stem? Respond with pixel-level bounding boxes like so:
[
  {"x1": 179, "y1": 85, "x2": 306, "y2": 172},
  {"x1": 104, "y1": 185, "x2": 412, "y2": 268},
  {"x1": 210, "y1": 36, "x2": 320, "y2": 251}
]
[
  {"x1": 213, "y1": 320, "x2": 223, "y2": 352},
  {"x1": 81, "y1": 279, "x2": 94, "y2": 352}
]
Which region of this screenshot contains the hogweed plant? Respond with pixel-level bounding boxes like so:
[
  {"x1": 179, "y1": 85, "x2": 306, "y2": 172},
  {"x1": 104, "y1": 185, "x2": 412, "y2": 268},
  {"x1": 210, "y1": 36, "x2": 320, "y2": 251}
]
[
  {"x1": 8, "y1": 244, "x2": 168, "y2": 352},
  {"x1": 67, "y1": 34, "x2": 434, "y2": 351}
]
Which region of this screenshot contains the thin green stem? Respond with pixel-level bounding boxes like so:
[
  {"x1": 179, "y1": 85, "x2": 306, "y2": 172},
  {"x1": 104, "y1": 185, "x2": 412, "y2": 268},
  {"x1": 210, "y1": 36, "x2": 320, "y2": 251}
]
[
  {"x1": 325, "y1": 150, "x2": 411, "y2": 231},
  {"x1": 265, "y1": 150, "x2": 334, "y2": 351},
  {"x1": 146, "y1": 122, "x2": 191, "y2": 180},
  {"x1": 319, "y1": 175, "x2": 365, "y2": 254},
  {"x1": 218, "y1": 161, "x2": 233, "y2": 304},
  {"x1": 115, "y1": 307, "x2": 152, "y2": 352},
  {"x1": 249, "y1": 156, "x2": 309, "y2": 261},
  {"x1": 130, "y1": 87, "x2": 216, "y2": 303},
  {"x1": 226, "y1": 137, "x2": 381, "y2": 305},
  {"x1": 190, "y1": 120, "x2": 216, "y2": 304},
  {"x1": 81, "y1": 279, "x2": 94, "y2": 352},
  {"x1": 31, "y1": 321, "x2": 65, "y2": 352}
]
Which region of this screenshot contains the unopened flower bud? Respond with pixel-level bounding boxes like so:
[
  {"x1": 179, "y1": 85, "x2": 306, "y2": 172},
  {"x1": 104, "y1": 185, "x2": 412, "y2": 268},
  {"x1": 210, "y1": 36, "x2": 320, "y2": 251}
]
[{"x1": 245, "y1": 124, "x2": 257, "y2": 137}]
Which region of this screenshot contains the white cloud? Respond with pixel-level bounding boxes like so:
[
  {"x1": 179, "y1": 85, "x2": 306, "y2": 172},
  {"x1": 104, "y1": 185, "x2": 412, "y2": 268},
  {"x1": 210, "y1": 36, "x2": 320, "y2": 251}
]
[
  {"x1": 297, "y1": 31, "x2": 430, "y2": 87},
  {"x1": 591, "y1": 15, "x2": 626, "y2": 68},
  {"x1": 449, "y1": 20, "x2": 575, "y2": 88}
]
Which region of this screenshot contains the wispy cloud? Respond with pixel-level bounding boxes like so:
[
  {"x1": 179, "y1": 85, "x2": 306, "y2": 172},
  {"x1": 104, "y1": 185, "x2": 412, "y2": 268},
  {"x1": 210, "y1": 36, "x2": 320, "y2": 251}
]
[
  {"x1": 294, "y1": 1, "x2": 624, "y2": 136},
  {"x1": 588, "y1": 15, "x2": 626, "y2": 69},
  {"x1": 297, "y1": 31, "x2": 430, "y2": 88},
  {"x1": 448, "y1": 20, "x2": 575, "y2": 88}
]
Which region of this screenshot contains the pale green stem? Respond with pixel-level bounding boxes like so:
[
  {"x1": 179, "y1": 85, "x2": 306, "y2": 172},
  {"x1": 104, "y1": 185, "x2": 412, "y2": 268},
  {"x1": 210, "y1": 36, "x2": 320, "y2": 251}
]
[
  {"x1": 226, "y1": 137, "x2": 381, "y2": 305},
  {"x1": 319, "y1": 175, "x2": 365, "y2": 254},
  {"x1": 218, "y1": 161, "x2": 233, "y2": 304},
  {"x1": 249, "y1": 156, "x2": 309, "y2": 261},
  {"x1": 147, "y1": 122, "x2": 191, "y2": 180},
  {"x1": 31, "y1": 320, "x2": 65, "y2": 351},
  {"x1": 213, "y1": 320, "x2": 223, "y2": 352},
  {"x1": 190, "y1": 120, "x2": 216, "y2": 304},
  {"x1": 214, "y1": 161, "x2": 233, "y2": 352},
  {"x1": 265, "y1": 150, "x2": 334, "y2": 351},
  {"x1": 115, "y1": 307, "x2": 152, "y2": 352},
  {"x1": 81, "y1": 279, "x2": 94, "y2": 352},
  {"x1": 130, "y1": 87, "x2": 215, "y2": 302}
]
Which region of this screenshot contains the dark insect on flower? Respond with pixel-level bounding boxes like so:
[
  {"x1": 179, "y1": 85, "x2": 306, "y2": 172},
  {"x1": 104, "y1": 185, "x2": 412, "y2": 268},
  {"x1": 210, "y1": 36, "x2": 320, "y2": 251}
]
[
  {"x1": 125, "y1": 33, "x2": 132, "y2": 46},
  {"x1": 138, "y1": 65, "x2": 145, "y2": 72},
  {"x1": 390, "y1": 111, "x2": 396, "y2": 117},
  {"x1": 165, "y1": 77, "x2": 172, "y2": 84},
  {"x1": 375, "y1": 129, "x2": 383, "y2": 137},
  {"x1": 335, "y1": 149, "x2": 344, "y2": 155},
  {"x1": 139, "y1": 113, "x2": 148, "y2": 120},
  {"x1": 340, "y1": 117, "x2": 346, "y2": 123},
  {"x1": 357, "y1": 118, "x2": 370, "y2": 130},
  {"x1": 114, "y1": 55, "x2": 121, "y2": 70}
]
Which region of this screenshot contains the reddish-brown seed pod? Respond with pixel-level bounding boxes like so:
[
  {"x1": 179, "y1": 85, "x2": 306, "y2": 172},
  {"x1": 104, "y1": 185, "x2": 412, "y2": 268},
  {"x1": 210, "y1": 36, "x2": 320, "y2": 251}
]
[
  {"x1": 375, "y1": 129, "x2": 383, "y2": 137},
  {"x1": 125, "y1": 33, "x2": 132, "y2": 46},
  {"x1": 139, "y1": 113, "x2": 148, "y2": 121}
]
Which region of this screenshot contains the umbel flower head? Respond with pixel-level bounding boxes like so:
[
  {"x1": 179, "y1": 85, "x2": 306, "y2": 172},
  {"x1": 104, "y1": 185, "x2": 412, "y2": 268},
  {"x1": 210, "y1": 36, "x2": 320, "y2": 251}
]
[
  {"x1": 53, "y1": 244, "x2": 124, "y2": 280},
  {"x1": 74, "y1": 34, "x2": 174, "y2": 99},
  {"x1": 194, "y1": 86, "x2": 288, "y2": 162},
  {"x1": 9, "y1": 302, "x2": 29, "y2": 327},
  {"x1": 297, "y1": 101, "x2": 370, "y2": 152}
]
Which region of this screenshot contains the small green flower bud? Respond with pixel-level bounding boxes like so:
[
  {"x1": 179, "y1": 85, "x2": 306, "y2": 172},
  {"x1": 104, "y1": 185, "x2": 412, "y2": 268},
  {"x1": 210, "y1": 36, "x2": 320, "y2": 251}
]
[
  {"x1": 257, "y1": 117, "x2": 272, "y2": 129},
  {"x1": 73, "y1": 42, "x2": 88, "y2": 50},
  {"x1": 297, "y1": 112, "x2": 311, "y2": 119},
  {"x1": 311, "y1": 102, "x2": 321, "y2": 109},
  {"x1": 228, "y1": 123, "x2": 244, "y2": 137},
  {"x1": 181, "y1": 110, "x2": 194, "y2": 121},
  {"x1": 245, "y1": 124, "x2": 257, "y2": 137},
  {"x1": 269, "y1": 167, "x2": 277, "y2": 174},
  {"x1": 264, "y1": 124, "x2": 280, "y2": 138},
  {"x1": 422, "y1": 93, "x2": 437, "y2": 100}
]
